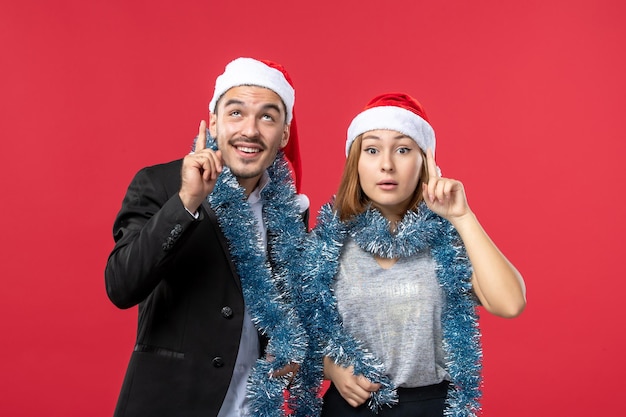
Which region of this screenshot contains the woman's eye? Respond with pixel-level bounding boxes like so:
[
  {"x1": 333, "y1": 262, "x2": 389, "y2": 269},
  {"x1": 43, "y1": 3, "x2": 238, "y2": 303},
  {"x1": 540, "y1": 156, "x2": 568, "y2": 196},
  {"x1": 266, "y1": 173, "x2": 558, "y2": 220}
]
[
  {"x1": 364, "y1": 148, "x2": 377, "y2": 155},
  {"x1": 397, "y1": 147, "x2": 411, "y2": 154}
]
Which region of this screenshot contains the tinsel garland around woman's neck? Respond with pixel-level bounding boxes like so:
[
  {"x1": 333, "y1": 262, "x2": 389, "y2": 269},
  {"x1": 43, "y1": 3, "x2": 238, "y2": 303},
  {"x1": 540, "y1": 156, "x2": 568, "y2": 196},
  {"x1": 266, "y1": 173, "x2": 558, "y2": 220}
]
[
  {"x1": 349, "y1": 203, "x2": 443, "y2": 259},
  {"x1": 298, "y1": 201, "x2": 483, "y2": 416}
]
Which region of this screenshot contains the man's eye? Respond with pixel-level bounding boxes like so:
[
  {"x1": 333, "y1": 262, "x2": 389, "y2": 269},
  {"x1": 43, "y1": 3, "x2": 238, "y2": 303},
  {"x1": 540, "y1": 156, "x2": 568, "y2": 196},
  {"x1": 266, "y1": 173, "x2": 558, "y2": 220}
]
[{"x1": 262, "y1": 114, "x2": 274, "y2": 121}]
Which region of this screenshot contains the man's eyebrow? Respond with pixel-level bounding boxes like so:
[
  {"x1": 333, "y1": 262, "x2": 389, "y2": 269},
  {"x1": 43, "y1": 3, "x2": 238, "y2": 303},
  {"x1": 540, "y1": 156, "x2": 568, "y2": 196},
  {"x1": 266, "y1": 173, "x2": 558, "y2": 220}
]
[
  {"x1": 222, "y1": 100, "x2": 283, "y2": 114},
  {"x1": 260, "y1": 103, "x2": 282, "y2": 114}
]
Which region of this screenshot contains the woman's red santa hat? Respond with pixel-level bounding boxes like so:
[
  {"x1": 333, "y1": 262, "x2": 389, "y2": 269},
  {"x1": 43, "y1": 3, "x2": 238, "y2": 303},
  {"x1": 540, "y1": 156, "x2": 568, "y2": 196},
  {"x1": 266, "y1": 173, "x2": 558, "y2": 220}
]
[{"x1": 346, "y1": 92, "x2": 436, "y2": 158}]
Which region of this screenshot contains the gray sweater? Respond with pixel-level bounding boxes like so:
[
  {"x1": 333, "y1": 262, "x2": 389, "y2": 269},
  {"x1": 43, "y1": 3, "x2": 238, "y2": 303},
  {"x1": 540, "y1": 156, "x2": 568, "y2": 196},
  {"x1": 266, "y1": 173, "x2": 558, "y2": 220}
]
[{"x1": 333, "y1": 239, "x2": 450, "y2": 388}]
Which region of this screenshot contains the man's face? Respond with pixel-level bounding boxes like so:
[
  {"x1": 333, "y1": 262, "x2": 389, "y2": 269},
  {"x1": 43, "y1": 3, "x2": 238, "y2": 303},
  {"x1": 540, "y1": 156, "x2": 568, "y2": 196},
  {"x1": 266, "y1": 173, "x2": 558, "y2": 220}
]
[{"x1": 209, "y1": 85, "x2": 290, "y2": 191}]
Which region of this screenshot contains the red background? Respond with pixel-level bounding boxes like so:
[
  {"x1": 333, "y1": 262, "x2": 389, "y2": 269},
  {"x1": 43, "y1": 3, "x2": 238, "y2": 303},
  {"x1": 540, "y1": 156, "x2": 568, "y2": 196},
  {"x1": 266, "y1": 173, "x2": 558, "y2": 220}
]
[{"x1": 1, "y1": 1, "x2": 625, "y2": 416}]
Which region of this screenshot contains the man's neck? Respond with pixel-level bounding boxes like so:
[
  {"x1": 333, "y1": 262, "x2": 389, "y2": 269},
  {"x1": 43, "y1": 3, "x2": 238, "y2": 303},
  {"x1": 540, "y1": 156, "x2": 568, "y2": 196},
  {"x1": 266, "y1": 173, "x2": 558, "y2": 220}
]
[
  {"x1": 237, "y1": 177, "x2": 260, "y2": 197},
  {"x1": 237, "y1": 171, "x2": 270, "y2": 197}
]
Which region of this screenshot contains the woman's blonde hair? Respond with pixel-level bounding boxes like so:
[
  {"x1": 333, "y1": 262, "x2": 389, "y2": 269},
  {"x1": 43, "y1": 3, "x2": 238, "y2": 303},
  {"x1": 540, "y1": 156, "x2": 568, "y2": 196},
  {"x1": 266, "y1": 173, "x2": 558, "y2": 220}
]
[{"x1": 333, "y1": 135, "x2": 430, "y2": 221}]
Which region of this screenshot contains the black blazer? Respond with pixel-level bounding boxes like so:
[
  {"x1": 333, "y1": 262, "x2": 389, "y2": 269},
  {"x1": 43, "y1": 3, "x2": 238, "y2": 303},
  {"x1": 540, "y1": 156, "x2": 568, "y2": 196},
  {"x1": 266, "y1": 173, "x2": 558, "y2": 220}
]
[{"x1": 106, "y1": 159, "x2": 266, "y2": 417}]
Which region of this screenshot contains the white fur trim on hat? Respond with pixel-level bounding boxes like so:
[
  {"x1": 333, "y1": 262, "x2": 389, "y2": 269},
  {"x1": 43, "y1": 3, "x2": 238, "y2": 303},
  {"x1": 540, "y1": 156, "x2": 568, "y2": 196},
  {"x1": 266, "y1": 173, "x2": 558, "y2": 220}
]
[
  {"x1": 346, "y1": 106, "x2": 436, "y2": 156},
  {"x1": 209, "y1": 57, "x2": 295, "y2": 123}
]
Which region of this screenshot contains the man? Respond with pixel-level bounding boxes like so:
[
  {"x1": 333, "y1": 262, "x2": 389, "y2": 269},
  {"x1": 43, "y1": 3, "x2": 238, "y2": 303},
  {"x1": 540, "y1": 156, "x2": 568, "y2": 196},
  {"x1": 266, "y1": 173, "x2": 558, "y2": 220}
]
[{"x1": 105, "y1": 57, "x2": 310, "y2": 417}]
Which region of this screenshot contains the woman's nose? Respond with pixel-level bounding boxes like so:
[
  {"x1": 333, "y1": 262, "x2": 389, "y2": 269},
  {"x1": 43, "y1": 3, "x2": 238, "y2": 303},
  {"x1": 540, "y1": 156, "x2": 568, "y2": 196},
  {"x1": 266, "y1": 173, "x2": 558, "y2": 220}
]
[{"x1": 380, "y1": 153, "x2": 394, "y2": 172}]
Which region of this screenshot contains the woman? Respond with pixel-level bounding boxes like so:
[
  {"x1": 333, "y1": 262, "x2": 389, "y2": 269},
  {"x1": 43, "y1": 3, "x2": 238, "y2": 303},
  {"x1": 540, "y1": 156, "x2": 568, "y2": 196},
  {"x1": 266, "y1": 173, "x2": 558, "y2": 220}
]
[{"x1": 301, "y1": 92, "x2": 526, "y2": 417}]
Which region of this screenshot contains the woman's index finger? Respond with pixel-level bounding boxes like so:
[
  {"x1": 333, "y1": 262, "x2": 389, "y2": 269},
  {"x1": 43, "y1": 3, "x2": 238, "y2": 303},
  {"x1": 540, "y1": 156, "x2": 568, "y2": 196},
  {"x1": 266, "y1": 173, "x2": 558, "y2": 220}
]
[{"x1": 426, "y1": 148, "x2": 438, "y2": 179}]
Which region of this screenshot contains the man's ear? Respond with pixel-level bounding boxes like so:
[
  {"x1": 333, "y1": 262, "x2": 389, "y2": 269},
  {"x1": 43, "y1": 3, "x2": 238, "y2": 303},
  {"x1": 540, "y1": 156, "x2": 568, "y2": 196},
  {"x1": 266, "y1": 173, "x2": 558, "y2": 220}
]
[
  {"x1": 209, "y1": 112, "x2": 218, "y2": 138},
  {"x1": 280, "y1": 123, "x2": 290, "y2": 148}
]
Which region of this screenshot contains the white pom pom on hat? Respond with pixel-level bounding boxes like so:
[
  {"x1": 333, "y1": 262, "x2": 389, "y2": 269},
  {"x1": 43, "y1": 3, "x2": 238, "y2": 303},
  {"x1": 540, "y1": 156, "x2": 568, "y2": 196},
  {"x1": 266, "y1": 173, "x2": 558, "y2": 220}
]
[{"x1": 346, "y1": 92, "x2": 436, "y2": 157}]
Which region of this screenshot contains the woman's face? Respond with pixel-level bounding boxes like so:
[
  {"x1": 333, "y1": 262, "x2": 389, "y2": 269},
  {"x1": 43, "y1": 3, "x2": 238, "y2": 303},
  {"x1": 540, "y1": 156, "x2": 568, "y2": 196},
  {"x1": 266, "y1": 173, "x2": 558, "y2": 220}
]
[{"x1": 357, "y1": 129, "x2": 424, "y2": 221}]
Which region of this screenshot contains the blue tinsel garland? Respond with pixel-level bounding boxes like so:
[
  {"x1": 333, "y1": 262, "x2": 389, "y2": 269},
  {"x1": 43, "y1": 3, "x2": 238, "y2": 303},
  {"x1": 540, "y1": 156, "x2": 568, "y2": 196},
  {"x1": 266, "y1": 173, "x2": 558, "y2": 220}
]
[
  {"x1": 202, "y1": 134, "x2": 317, "y2": 416},
  {"x1": 298, "y1": 202, "x2": 483, "y2": 416}
]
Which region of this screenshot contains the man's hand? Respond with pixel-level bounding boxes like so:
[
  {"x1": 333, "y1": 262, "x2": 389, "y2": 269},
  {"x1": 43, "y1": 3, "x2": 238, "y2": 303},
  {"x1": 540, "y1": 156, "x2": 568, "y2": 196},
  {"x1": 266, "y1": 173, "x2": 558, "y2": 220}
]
[
  {"x1": 179, "y1": 120, "x2": 223, "y2": 213},
  {"x1": 272, "y1": 362, "x2": 300, "y2": 380},
  {"x1": 323, "y1": 357, "x2": 381, "y2": 407},
  {"x1": 265, "y1": 353, "x2": 299, "y2": 386}
]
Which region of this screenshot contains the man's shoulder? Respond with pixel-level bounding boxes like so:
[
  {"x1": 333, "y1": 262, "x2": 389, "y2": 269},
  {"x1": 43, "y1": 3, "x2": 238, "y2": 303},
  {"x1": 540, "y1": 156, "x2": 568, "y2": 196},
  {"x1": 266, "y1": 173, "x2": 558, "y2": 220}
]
[
  {"x1": 130, "y1": 159, "x2": 183, "y2": 193},
  {"x1": 140, "y1": 158, "x2": 183, "y2": 176}
]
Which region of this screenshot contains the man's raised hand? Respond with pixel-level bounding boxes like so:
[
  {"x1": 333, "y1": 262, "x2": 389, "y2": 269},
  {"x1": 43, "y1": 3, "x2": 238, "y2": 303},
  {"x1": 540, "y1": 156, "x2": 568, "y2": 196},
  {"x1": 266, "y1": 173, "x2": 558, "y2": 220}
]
[{"x1": 178, "y1": 120, "x2": 223, "y2": 214}]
